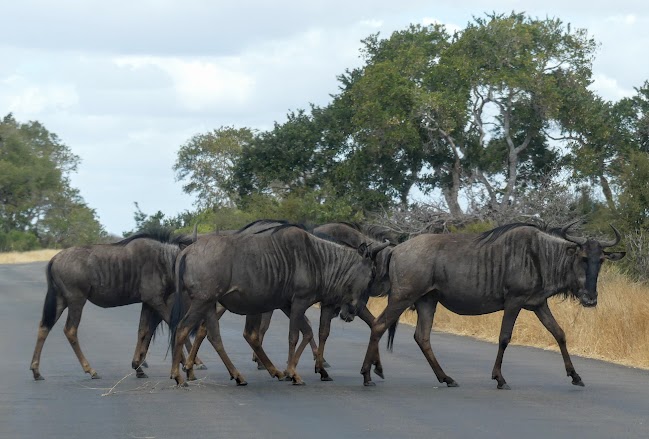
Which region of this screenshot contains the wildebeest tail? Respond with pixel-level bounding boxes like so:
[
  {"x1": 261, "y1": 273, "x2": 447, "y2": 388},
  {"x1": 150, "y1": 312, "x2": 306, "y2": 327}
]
[
  {"x1": 168, "y1": 253, "x2": 188, "y2": 351},
  {"x1": 41, "y1": 260, "x2": 58, "y2": 329},
  {"x1": 387, "y1": 321, "x2": 398, "y2": 352}
]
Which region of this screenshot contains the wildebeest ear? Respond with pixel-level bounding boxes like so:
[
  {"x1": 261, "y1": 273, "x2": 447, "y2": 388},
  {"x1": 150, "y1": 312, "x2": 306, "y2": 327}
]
[
  {"x1": 357, "y1": 243, "x2": 369, "y2": 257},
  {"x1": 604, "y1": 251, "x2": 626, "y2": 261}
]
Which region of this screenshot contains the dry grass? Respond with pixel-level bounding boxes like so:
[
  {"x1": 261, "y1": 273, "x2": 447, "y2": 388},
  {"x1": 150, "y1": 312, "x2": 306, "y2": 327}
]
[
  {"x1": 367, "y1": 266, "x2": 649, "y2": 370},
  {"x1": 0, "y1": 249, "x2": 60, "y2": 264}
]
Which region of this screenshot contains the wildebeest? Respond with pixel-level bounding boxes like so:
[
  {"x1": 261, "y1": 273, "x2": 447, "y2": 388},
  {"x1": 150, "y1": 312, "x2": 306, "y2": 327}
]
[
  {"x1": 360, "y1": 222, "x2": 625, "y2": 388},
  {"x1": 29, "y1": 227, "x2": 202, "y2": 380},
  {"x1": 182, "y1": 221, "x2": 393, "y2": 381},
  {"x1": 169, "y1": 224, "x2": 388, "y2": 386}
]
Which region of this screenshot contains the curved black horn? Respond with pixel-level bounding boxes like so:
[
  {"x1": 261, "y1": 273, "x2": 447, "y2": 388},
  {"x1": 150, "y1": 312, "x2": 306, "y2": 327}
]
[
  {"x1": 599, "y1": 224, "x2": 621, "y2": 248},
  {"x1": 192, "y1": 223, "x2": 199, "y2": 243},
  {"x1": 369, "y1": 240, "x2": 391, "y2": 259},
  {"x1": 561, "y1": 220, "x2": 587, "y2": 245}
]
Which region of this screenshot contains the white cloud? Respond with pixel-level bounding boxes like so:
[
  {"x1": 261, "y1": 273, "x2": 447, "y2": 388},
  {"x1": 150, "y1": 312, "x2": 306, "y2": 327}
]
[
  {"x1": 113, "y1": 56, "x2": 255, "y2": 112},
  {"x1": 590, "y1": 74, "x2": 635, "y2": 101},
  {"x1": 422, "y1": 16, "x2": 462, "y2": 34},
  {"x1": 1, "y1": 75, "x2": 78, "y2": 115}
]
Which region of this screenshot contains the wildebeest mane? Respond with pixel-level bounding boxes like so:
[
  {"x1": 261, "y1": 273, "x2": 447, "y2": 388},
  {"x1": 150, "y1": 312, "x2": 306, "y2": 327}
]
[
  {"x1": 112, "y1": 225, "x2": 193, "y2": 247},
  {"x1": 476, "y1": 222, "x2": 541, "y2": 246},
  {"x1": 236, "y1": 219, "x2": 289, "y2": 234},
  {"x1": 264, "y1": 223, "x2": 356, "y2": 249}
]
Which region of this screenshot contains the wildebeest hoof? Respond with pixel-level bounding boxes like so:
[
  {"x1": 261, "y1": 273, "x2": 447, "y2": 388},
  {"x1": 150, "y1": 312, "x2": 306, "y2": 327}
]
[
  {"x1": 446, "y1": 381, "x2": 459, "y2": 387},
  {"x1": 195, "y1": 364, "x2": 208, "y2": 370},
  {"x1": 320, "y1": 376, "x2": 333, "y2": 382},
  {"x1": 373, "y1": 367, "x2": 385, "y2": 379},
  {"x1": 572, "y1": 379, "x2": 585, "y2": 387},
  {"x1": 322, "y1": 360, "x2": 331, "y2": 368},
  {"x1": 136, "y1": 370, "x2": 148, "y2": 379},
  {"x1": 257, "y1": 363, "x2": 266, "y2": 370},
  {"x1": 187, "y1": 374, "x2": 197, "y2": 381},
  {"x1": 34, "y1": 374, "x2": 44, "y2": 381},
  {"x1": 363, "y1": 381, "x2": 376, "y2": 387},
  {"x1": 283, "y1": 375, "x2": 293, "y2": 381},
  {"x1": 497, "y1": 383, "x2": 511, "y2": 390},
  {"x1": 141, "y1": 360, "x2": 149, "y2": 368},
  {"x1": 292, "y1": 379, "x2": 305, "y2": 386},
  {"x1": 91, "y1": 372, "x2": 101, "y2": 379},
  {"x1": 179, "y1": 381, "x2": 189, "y2": 388}
]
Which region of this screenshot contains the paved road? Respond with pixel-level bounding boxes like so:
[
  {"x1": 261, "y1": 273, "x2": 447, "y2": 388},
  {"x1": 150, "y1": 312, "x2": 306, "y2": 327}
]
[{"x1": 1, "y1": 262, "x2": 648, "y2": 439}]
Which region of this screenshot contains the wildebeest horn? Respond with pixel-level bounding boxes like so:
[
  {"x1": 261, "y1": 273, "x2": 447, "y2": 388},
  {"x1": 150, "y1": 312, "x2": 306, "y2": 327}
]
[
  {"x1": 369, "y1": 240, "x2": 391, "y2": 259},
  {"x1": 192, "y1": 223, "x2": 198, "y2": 243},
  {"x1": 599, "y1": 224, "x2": 621, "y2": 248},
  {"x1": 561, "y1": 220, "x2": 587, "y2": 245}
]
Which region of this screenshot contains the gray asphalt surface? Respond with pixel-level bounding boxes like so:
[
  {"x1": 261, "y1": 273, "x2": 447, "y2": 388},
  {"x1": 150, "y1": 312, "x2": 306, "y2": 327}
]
[{"x1": 1, "y1": 262, "x2": 648, "y2": 439}]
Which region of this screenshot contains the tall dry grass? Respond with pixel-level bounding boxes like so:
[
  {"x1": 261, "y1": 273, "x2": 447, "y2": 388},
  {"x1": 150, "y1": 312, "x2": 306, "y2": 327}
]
[
  {"x1": 367, "y1": 266, "x2": 649, "y2": 370},
  {"x1": 0, "y1": 249, "x2": 60, "y2": 265}
]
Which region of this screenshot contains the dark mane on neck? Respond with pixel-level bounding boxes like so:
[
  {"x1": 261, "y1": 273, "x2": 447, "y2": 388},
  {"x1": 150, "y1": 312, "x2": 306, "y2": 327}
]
[
  {"x1": 113, "y1": 225, "x2": 193, "y2": 247},
  {"x1": 476, "y1": 222, "x2": 541, "y2": 246},
  {"x1": 236, "y1": 219, "x2": 289, "y2": 234}
]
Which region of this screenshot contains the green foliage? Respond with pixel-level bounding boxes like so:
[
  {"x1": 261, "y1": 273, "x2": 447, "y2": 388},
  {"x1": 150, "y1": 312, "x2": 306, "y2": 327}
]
[
  {"x1": 616, "y1": 151, "x2": 649, "y2": 229},
  {"x1": 0, "y1": 114, "x2": 105, "y2": 250},
  {"x1": 174, "y1": 126, "x2": 254, "y2": 208}
]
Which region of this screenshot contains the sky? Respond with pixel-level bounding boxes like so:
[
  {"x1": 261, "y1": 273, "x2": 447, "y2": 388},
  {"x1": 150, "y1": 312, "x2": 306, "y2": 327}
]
[{"x1": 1, "y1": 1, "x2": 648, "y2": 235}]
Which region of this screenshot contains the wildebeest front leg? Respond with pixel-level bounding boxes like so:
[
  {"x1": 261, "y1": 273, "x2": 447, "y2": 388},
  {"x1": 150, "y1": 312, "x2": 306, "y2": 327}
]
[
  {"x1": 243, "y1": 314, "x2": 285, "y2": 380},
  {"x1": 534, "y1": 301, "x2": 584, "y2": 386},
  {"x1": 30, "y1": 297, "x2": 66, "y2": 381},
  {"x1": 64, "y1": 301, "x2": 99, "y2": 379},
  {"x1": 315, "y1": 305, "x2": 336, "y2": 381},
  {"x1": 202, "y1": 309, "x2": 247, "y2": 385},
  {"x1": 414, "y1": 294, "x2": 457, "y2": 387},
  {"x1": 358, "y1": 305, "x2": 383, "y2": 378},
  {"x1": 132, "y1": 304, "x2": 159, "y2": 378},
  {"x1": 491, "y1": 305, "x2": 522, "y2": 390},
  {"x1": 284, "y1": 304, "x2": 313, "y2": 385},
  {"x1": 360, "y1": 297, "x2": 411, "y2": 386}
]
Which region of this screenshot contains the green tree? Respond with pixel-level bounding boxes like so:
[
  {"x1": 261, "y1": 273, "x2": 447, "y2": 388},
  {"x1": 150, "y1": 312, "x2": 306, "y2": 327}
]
[{"x1": 174, "y1": 126, "x2": 255, "y2": 208}]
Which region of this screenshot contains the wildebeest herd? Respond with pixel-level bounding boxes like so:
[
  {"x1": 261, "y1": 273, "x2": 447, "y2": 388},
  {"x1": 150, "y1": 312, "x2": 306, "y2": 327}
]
[{"x1": 29, "y1": 219, "x2": 625, "y2": 390}]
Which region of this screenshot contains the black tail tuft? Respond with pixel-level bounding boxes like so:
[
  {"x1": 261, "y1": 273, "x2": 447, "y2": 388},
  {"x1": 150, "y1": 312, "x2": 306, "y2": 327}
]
[
  {"x1": 168, "y1": 253, "x2": 188, "y2": 355},
  {"x1": 41, "y1": 260, "x2": 58, "y2": 329},
  {"x1": 386, "y1": 321, "x2": 398, "y2": 352}
]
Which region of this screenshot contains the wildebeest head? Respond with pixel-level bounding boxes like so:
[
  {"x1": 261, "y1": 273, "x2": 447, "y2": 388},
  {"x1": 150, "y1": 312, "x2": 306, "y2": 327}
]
[
  {"x1": 339, "y1": 240, "x2": 392, "y2": 322},
  {"x1": 561, "y1": 222, "x2": 626, "y2": 307}
]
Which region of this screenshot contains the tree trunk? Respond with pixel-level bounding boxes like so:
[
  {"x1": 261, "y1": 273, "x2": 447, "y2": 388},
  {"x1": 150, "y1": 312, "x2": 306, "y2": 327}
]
[{"x1": 599, "y1": 175, "x2": 616, "y2": 211}]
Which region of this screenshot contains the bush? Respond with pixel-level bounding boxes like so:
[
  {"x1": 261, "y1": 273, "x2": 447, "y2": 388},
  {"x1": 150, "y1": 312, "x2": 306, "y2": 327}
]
[{"x1": 0, "y1": 230, "x2": 40, "y2": 252}]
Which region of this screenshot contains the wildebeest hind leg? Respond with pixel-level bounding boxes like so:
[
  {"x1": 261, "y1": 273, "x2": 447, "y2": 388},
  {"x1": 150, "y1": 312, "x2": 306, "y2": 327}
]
[
  {"x1": 534, "y1": 301, "x2": 584, "y2": 386},
  {"x1": 491, "y1": 305, "x2": 522, "y2": 390},
  {"x1": 63, "y1": 301, "x2": 99, "y2": 379},
  {"x1": 203, "y1": 310, "x2": 246, "y2": 385},
  {"x1": 314, "y1": 305, "x2": 335, "y2": 381},
  {"x1": 252, "y1": 310, "x2": 273, "y2": 369},
  {"x1": 184, "y1": 323, "x2": 207, "y2": 373},
  {"x1": 243, "y1": 314, "x2": 285, "y2": 380},
  {"x1": 170, "y1": 299, "x2": 211, "y2": 386},
  {"x1": 30, "y1": 297, "x2": 66, "y2": 381},
  {"x1": 414, "y1": 294, "x2": 457, "y2": 387}
]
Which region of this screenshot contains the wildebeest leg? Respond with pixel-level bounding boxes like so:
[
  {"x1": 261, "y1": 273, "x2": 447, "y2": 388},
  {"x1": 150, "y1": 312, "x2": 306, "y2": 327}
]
[
  {"x1": 132, "y1": 304, "x2": 159, "y2": 378},
  {"x1": 284, "y1": 303, "x2": 313, "y2": 385},
  {"x1": 491, "y1": 305, "x2": 522, "y2": 390},
  {"x1": 64, "y1": 300, "x2": 99, "y2": 379},
  {"x1": 360, "y1": 297, "x2": 411, "y2": 386},
  {"x1": 30, "y1": 297, "x2": 67, "y2": 381},
  {"x1": 243, "y1": 314, "x2": 286, "y2": 380},
  {"x1": 170, "y1": 299, "x2": 212, "y2": 386},
  {"x1": 414, "y1": 294, "x2": 457, "y2": 387},
  {"x1": 314, "y1": 305, "x2": 336, "y2": 381},
  {"x1": 358, "y1": 305, "x2": 382, "y2": 378},
  {"x1": 184, "y1": 322, "x2": 207, "y2": 373},
  {"x1": 252, "y1": 310, "x2": 273, "y2": 369},
  {"x1": 201, "y1": 309, "x2": 247, "y2": 385},
  {"x1": 534, "y1": 301, "x2": 584, "y2": 386},
  {"x1": 184, "y1": 304, "x2": 225, "y2": 372}
]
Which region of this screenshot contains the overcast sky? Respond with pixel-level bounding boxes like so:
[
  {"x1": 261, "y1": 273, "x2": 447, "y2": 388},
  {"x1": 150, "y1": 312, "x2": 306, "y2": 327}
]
[{"x1": 2, "y1": 1, "x2": 647, "y2": 234}]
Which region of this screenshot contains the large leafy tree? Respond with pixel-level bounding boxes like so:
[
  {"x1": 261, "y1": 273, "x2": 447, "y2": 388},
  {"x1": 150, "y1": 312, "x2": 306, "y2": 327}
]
[
  {"x1": 0, "y1": 113, "x2": 105, "y2": 249},
  {"x1": 174, "y1": 126, "x2": 255, "y2": 208},
  {"x1": 420, "y1": 12, "x2": 597, "y2": 215}
]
